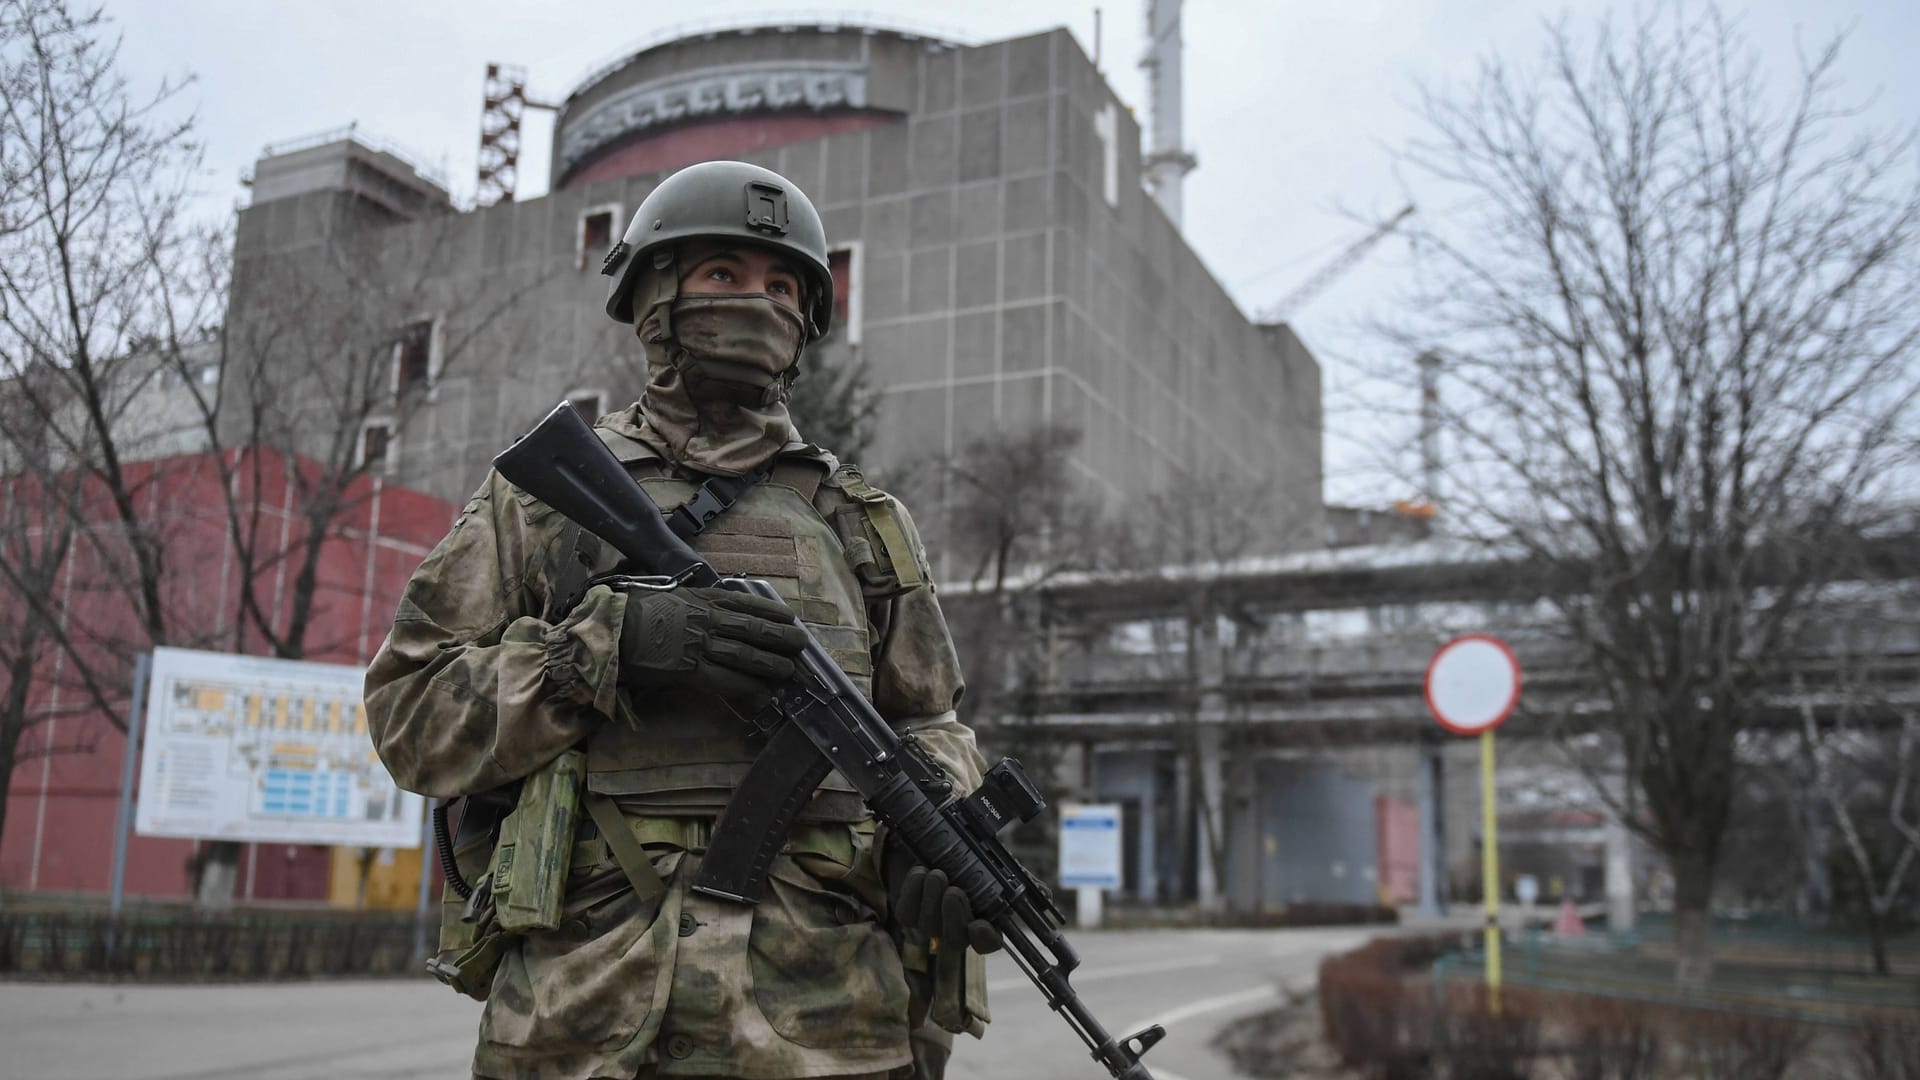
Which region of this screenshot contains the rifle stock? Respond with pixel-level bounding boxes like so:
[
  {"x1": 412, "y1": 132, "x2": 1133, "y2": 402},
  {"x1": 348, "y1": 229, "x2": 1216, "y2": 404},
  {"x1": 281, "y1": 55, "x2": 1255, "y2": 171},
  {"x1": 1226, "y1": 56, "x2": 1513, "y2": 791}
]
[{"x1": 494, "y1": 402, "x2": 1164, "y2": 1080}]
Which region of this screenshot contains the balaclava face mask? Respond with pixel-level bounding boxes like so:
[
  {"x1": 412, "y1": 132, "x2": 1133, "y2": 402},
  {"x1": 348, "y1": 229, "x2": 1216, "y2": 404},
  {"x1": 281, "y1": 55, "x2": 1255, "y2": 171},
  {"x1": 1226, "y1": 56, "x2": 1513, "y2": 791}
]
[{"x1": 629, "y1": 242, "x2": 812, "y2": 477}]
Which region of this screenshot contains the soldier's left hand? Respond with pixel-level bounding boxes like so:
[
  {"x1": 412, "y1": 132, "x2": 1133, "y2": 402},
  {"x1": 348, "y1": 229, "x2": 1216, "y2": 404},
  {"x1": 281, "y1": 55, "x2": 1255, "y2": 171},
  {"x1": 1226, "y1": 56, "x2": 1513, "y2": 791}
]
[
  {"x1": 889, "y1": 864, "x2": 1004, "y2": 958},
  {"x1": 886, "y1": 857, "x2": 1002, "y2": 1030}
]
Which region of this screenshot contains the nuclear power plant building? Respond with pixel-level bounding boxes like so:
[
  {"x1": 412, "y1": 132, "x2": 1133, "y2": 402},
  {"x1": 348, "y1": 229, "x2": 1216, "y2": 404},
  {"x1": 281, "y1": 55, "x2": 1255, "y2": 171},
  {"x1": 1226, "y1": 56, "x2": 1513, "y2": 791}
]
[{"x1": 231, "y1": 23, "x2": 1325, "y2": 559}]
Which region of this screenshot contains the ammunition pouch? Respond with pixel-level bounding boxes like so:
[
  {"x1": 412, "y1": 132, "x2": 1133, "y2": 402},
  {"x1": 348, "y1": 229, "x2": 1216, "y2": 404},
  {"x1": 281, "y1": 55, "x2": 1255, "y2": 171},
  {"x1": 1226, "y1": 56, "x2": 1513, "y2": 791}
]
[
  {"x1": 426, "y1": 789, "x2": 512, "y2": 1000},
  {"x1": 491, "y1": 748, "x2": 587, "y2": 933},
  {"x1": 826, "y1": 466, "x2": 925, "y2": 595},
  {"x1": 426, "y1": 750, "x2": 588, "y2": 999}
]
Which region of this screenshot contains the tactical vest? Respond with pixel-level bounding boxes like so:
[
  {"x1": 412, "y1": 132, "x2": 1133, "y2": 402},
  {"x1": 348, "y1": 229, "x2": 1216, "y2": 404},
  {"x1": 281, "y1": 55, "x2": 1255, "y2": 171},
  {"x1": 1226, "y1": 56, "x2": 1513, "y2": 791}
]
[
  {"x1": 564, "y1": 430, "x2": 920, "y2": 825},
  {"x1": 430, "y1": 433, "x2": 927, "y2": 1002}
]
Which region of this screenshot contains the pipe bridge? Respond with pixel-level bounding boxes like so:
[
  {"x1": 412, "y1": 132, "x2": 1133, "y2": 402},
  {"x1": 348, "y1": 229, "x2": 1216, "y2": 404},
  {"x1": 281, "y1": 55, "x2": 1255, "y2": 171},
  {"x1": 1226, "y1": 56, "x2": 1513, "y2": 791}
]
[{"x1": 947, "y1": 533, "x2": 1920, "y2": 748}]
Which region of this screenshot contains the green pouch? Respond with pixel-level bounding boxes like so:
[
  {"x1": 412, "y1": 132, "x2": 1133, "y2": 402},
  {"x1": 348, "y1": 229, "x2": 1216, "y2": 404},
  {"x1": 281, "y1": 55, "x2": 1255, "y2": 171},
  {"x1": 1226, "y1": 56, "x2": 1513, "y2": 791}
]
[
  {"x1": 492, "y1": 749, "x2": 587, "y2": 933},
  {"x1": 428, "y1": 795, "x2": 510, "y2": 1000}
]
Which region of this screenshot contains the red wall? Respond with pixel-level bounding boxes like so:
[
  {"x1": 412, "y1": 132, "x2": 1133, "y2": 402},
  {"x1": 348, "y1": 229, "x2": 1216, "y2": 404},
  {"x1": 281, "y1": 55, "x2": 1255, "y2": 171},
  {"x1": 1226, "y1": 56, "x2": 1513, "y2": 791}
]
[
  {"x1": 561, "y1": 110, "x2": 897, "y2": 189},
  {"x1": 1375, "y1": 796, "x2": 1420, "y2": 905},
  {"x1": 0, "y1": 447, "x2": 455, "y2": 901}
]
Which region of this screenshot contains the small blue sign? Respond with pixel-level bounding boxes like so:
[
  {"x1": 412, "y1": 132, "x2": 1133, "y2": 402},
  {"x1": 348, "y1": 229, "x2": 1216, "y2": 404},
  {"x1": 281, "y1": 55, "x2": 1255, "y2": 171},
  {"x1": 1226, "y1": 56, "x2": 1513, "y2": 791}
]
[{"x1": 1058, "y1": 803, "x2": 1123, "y2": 889}]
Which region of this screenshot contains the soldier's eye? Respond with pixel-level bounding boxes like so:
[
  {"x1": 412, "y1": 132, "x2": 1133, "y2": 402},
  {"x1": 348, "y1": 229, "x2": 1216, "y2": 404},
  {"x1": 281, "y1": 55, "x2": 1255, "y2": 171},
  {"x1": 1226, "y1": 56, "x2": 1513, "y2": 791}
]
[{"x1": 707, "y1": 267, "x2": 736, "y2": 283}]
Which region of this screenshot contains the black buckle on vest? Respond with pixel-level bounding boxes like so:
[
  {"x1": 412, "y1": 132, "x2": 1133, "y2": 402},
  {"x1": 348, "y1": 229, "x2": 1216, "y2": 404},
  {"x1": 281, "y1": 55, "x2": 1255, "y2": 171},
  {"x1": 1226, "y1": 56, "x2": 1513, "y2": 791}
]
[
  {"x1": 666, "y1": 463, "x2": 774, "y2": 540},
  {"x1": 669, "y1": 484, "x2": 731, "y2": 538}
]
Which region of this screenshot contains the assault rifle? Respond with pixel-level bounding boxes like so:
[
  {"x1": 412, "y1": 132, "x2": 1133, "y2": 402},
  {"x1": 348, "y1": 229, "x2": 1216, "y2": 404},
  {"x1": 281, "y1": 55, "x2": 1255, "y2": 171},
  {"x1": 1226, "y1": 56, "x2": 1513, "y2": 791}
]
[{"x1": 494, "y1": 402, "x2": 1164, "y2": 1080}]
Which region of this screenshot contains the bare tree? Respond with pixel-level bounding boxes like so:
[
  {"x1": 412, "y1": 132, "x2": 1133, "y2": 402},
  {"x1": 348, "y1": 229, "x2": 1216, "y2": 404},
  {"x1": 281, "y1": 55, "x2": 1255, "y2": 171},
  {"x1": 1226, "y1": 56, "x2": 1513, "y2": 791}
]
[
  {"x1": 924, "y1": 420, "x2": 1101, "y2": 813},
  {"x1": 0, "y1": 364, "x2": 82, "y2": 845},
  {"x1": 0, "y1": 0, "x2": 540, "y2": 897},
  {"x1": 1100, "y1": 472, "x2": 1311, "y2": 911},
  {"x1": 183, "y1": 214, "x2": 536, "y2": 662},
  {"x1": 936, "y1": 423, "x2": 1104, "y2": 726},
  {"x1": 1794, "y1": 579, "x2": 1920, "y2": 975},
  {"x1": 926, "y1": 422, "x2": 1106, "y2": 886},
  {"x1": 944, "y1": 422, "x2": 1099, "y2": 593},
  {"x1": 1380, "y1": 8, "x2": 1920, "y2": 982},
  {"x1": 787, "y1": 347, "x2": 880, "y2": 464},
  {"x1": 171, "y1": 209, "x2": 545, "y2": 903},
  {"x1": 0, "y1": 0, "x2": 205, "y2": 848}
]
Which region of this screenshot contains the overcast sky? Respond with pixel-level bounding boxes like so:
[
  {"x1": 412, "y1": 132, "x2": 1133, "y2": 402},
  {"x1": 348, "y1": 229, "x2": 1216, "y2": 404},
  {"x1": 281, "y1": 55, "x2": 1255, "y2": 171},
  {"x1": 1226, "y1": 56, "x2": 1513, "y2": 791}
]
[{"x1": 103, "y1": 0, "x2": 1920, "y2": 503}]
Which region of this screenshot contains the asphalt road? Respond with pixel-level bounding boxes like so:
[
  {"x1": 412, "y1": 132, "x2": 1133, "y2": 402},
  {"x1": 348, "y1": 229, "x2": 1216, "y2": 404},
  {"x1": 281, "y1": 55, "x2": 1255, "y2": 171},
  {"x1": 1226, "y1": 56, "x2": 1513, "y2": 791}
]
[{"x1": 0, "y1": 925, "x2": 1378, "y2": 1080}]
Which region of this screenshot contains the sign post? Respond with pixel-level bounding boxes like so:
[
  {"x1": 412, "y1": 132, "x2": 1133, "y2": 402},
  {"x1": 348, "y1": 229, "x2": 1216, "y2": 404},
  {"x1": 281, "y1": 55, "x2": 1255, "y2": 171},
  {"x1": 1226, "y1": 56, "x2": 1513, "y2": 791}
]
[
  {"x1": 1058, "y1": 803, "x2": 1123, "y2": 928},
  {"x1": 108, "y1": 651, "x2": 153, "y2": 953},
  {"x1": 1424, "y1": 633, "x2": 1523, "y2": 1011}
]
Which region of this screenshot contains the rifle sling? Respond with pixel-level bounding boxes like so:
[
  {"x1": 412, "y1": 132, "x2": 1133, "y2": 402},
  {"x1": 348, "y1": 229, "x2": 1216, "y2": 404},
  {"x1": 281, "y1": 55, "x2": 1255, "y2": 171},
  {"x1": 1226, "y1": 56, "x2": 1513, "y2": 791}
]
[{"x1": 585, "y1": 791, "x2": 666, "y2": 901}]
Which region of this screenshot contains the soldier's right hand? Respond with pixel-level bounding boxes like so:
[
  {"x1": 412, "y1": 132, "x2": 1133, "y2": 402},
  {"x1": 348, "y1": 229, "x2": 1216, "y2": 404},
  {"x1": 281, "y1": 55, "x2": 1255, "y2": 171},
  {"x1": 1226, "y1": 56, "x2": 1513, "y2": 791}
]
[{"x1": 619, "y1": 586, "x2": 809, "y2": 699}]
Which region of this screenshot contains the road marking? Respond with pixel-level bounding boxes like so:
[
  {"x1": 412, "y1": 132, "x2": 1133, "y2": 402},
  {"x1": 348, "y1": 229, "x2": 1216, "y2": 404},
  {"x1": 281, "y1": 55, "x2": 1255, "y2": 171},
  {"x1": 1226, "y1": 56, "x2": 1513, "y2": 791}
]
[
  {"x1": 1127, "y1": 983, "x2": 1279, "y2": 1033},
  {"x1": 978, "y1": 956, "x2": 1228, "y2": 1080},
  {"x1": 985, "y1": 953, "x2": 1224, "y2": 993}
]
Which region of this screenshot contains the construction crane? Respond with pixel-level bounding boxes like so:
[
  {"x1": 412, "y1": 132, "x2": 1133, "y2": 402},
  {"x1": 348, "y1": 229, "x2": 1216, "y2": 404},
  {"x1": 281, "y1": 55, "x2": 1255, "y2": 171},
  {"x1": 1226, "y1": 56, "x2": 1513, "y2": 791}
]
[
  {"x1": 477, "y1": 64, "x2": 558, "y2": 207},
  {"x1": 1258, "y1": 204, "x2": 1415, "y2": 323}
]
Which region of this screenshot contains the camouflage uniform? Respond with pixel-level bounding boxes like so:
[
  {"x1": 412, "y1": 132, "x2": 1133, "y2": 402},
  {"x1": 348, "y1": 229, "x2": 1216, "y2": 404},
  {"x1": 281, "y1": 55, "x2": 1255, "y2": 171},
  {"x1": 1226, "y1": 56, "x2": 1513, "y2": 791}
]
[{"x1": 365, "y1": 404, "x2": 983, "y2": 1080}]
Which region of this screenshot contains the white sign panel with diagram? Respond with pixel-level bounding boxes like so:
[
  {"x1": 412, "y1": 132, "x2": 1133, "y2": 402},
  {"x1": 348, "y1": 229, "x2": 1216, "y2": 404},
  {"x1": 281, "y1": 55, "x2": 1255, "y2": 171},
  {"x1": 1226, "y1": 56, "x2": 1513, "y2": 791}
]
[{"x1": 134, "y1": 646, "x2": 422, "y2": 847}]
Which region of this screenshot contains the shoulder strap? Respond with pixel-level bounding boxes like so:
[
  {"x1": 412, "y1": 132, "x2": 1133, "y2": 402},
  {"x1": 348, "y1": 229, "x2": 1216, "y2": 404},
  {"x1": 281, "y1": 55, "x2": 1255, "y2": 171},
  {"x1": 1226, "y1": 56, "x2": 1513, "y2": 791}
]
[{"x1": 770, "y1": 458, "x2": 828, "y2": 503}]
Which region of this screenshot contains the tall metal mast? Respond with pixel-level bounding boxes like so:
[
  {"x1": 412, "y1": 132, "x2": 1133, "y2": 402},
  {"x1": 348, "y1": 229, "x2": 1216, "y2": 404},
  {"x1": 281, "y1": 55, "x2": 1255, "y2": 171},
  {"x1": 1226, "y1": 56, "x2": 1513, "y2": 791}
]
[
  {"x1": 477, "y1": 63, "x2": 557, "y2": 207},
  {"x1": 1139, "y1": 0, "x2": 1197, "y2": 227}
]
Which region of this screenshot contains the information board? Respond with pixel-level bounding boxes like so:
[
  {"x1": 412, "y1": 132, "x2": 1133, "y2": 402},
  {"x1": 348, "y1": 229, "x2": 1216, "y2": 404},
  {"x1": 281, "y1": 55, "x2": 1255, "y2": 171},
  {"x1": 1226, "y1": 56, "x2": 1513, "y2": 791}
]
[
  {"x1": 1058, "y1": 802, "x2": 1123, "y2": 890},
  {"x1": 134, "y1": 647, "x2": 422, "y2": 847}
]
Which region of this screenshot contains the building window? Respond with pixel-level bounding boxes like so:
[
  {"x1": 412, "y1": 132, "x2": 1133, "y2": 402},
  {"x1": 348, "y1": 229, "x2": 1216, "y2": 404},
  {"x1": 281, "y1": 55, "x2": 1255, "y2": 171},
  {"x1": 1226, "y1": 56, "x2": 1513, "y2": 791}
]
[
  {"x1": 825, "y1": 243, "x2": 861, "y2": 346},
  {"x1": 566, "y1": 390, "x2": 607, "y2": 422},
  {"x1": 392, "y1": 319, "x2": 435, "y2": 399},
  {"x1": 578, "y1": 203, "x2": 621, "y2": 270},
  {"x1": 356, "y1": 419, "x2": 396, "y2": 473}
]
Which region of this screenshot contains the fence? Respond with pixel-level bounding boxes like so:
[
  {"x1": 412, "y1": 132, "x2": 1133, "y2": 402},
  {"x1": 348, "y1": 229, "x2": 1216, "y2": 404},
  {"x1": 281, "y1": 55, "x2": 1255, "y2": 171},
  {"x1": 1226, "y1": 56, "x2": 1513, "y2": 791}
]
[
  {"x1": 0, "y1": 901, "x2": 428, "y2": 980},
  {"x1": 1322, "y1": 932, "x2": 1920, "y2": 1079},
  {"x1": 1435, "y1": 923, "x2": 1920, "y2": 1022}
]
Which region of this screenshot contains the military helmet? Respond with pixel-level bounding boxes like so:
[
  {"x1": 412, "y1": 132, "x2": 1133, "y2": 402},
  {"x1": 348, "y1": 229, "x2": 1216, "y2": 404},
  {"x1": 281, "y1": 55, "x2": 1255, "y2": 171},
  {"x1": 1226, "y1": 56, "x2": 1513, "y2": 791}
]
[{"x1": 601, "y1": 160, "x2": 833, "y2": 336}]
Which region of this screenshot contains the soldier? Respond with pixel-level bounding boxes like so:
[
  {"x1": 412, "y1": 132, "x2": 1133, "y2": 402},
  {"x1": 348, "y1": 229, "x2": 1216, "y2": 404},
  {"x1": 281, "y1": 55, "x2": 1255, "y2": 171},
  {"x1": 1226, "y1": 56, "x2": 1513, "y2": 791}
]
[{"x1": 365, "y1": 160, "x2": 995, "y2": 1080}]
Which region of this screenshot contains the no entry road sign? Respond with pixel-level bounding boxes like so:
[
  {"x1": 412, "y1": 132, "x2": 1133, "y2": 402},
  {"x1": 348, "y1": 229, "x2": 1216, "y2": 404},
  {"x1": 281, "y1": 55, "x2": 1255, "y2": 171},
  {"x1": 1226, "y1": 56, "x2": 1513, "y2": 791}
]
[
  {"x1": 1424, "y1": 633, "x2": 1523, "y2": 736},
  {"x1": 1425, "y1": 632, "x2": 1525, "y2": 1010}
]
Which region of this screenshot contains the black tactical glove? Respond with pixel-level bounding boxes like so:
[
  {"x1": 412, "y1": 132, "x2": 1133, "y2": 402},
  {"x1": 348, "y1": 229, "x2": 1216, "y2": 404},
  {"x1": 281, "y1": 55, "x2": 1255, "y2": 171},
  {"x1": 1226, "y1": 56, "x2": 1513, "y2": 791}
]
[
  {"x1": 619, "y1": 586, "x2": 808, "y2": 700},
  {"x1": 891, "y1": 863, "x2": 1004, "y2": 955},
  {"x1": 885, "y1": 839, "x2": 1004, "y2": 1031}
]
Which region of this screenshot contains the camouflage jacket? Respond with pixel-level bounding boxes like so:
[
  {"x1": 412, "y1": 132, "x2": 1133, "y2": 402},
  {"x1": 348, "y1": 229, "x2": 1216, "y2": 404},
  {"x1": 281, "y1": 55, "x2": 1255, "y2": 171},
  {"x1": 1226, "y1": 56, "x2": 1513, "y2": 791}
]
[{"x1": 364, "y1": 408, "x2": 983, "y2": 1080}]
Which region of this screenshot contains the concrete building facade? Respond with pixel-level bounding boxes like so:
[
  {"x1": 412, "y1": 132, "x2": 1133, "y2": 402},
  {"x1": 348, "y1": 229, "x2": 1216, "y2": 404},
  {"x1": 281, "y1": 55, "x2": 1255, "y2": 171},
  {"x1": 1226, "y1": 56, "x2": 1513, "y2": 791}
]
[
  {"x1": 218, "y1": 21, "x2": 1352, "y2": 912},
  {"x1": 230, "y1": 23, "x2": 1324, "y2": 564}
]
